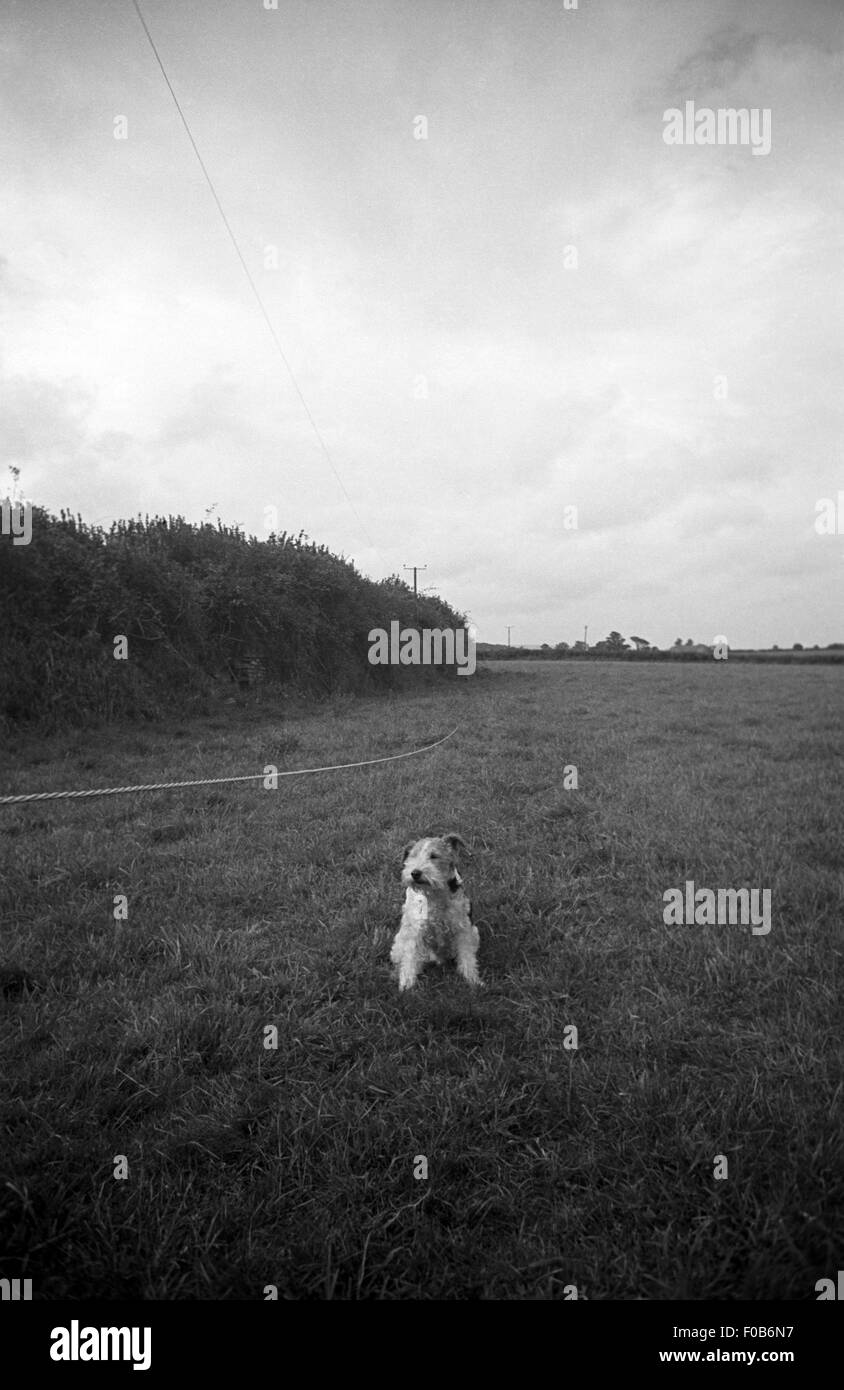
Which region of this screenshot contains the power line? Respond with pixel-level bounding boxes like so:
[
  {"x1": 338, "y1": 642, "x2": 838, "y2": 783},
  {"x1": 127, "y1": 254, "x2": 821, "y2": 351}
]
[{"x1": 128, "y1": 0, "x2": 384, "y2": 568}]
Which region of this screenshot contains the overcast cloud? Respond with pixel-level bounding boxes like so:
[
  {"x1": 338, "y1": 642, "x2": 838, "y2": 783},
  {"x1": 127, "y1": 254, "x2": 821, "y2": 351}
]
[{"x1": 2, "y1": 0, "x2": 842, "y2": 646}]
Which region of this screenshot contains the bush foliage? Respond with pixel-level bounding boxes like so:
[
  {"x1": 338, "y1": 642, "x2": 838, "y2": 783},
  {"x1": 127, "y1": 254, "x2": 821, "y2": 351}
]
[{"x1": 1, "y1": 509, "x2": 467, "y2": 730}]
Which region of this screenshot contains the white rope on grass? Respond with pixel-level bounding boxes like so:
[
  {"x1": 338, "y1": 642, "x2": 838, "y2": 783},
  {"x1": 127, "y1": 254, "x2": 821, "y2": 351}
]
[{"x1": 0, "y1": 725, "x2": 459, "y2": 807}]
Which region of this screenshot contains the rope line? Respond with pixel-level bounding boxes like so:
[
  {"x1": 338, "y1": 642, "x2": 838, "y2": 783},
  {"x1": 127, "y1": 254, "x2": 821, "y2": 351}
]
[
  {"x1": 0, "y1": 726, "x2": 459, "y2": 807},
  {"x1": 128, "y1": 0, "x2": 384, "y2": 566}
]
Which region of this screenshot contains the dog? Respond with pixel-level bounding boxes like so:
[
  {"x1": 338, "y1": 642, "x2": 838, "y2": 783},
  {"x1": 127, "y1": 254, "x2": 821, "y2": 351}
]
[{"x1": 390, "y1": 834, "x2": 482, "y2": 991}]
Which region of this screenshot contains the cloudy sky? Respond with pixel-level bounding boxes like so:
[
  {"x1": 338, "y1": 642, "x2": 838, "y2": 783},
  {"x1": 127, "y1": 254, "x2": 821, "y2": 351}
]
[{"x1": 2, "y1": 0, "x2": 842, "y2": 647}]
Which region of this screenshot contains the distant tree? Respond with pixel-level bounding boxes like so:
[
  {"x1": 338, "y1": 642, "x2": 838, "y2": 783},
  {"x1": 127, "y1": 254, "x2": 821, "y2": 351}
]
[
  {"x1": 541, "y1": 643, "x2": 550, "y2": 650},
  {"x1": 629, "y1": 635, "x2": 650, "y2": 651},
  {"x1": 827, "y1": 642, "x2": 844, "y2": 649},
  {"x1": 772, "y1": 644, "x2": 779, "y2": 651},
  {"x1": 554, "y1": 641, "x2": 570, "y2": 651},
  {"x1": 673, "y1": 637, "x2": 683, "y2": 647},
  {"x1": 792, "y1": 643, "x2": 803, "y2": 650},
  {"x1": 572, "y1": 640, "x2": 588, "y2": 652},
  {"x1": 684, "y1": 638, "x2": 694, "y2": 646},
  {"x1": 599, "y1": 631, "x2": 629, "y2": 655}
]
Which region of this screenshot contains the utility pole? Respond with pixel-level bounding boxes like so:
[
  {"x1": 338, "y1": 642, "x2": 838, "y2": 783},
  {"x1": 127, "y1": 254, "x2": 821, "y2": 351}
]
[
  {"x1": 403, "y1": 564, "x2": 427, "y2": 624},
  {"x1": 584, "y1": 624, "x2": 588, "y2": 648},
  {"x1": 506, "y1": 626, "x2": 512, "y2": 648}
]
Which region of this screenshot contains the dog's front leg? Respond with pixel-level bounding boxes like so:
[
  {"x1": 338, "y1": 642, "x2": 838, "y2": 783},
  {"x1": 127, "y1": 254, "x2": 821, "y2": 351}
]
[
  {"x1": 455, "y1": 922, "x2": 483, "y2": 986},
  {"x1": 393, "y1": 888, "x2": 427, "y2": 991},
  {"x1": 391, "y1": 929, "x2": 421, "y2": 990},
  {"x1": 397, "y1": 958, "x2": 420, "y2": 991},
  {"x1": 456, "y1": 952, "x2": 482, "y2": 986}
]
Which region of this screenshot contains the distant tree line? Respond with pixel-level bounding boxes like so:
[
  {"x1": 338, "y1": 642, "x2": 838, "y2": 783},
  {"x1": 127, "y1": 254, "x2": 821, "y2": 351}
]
[
  {"x1": 0, "y1": 508, "x2": 467, "y2": 730},
  {"x1": 479, "y1": 630, "x2": 844, "y2": 663}
]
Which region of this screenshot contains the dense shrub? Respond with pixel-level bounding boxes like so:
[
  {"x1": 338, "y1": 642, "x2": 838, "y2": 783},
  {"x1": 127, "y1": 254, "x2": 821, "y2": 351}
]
[{"x1": 0, "y1": 509, "x2": 467, "y2": 730}]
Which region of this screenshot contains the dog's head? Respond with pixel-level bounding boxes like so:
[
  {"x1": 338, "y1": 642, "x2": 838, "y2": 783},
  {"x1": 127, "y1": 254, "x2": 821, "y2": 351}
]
[{"x1": 401, "y1": 834, "x2": 467, "y2": 893}]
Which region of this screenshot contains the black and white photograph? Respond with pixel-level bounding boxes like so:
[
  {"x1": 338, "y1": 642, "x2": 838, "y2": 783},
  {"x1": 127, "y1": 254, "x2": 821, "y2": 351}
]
[{"x1": 1, "y1": 0, "x2": 842, "y2": 1345}]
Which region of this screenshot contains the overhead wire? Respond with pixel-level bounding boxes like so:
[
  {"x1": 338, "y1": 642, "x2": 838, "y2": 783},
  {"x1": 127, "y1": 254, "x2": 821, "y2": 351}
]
[{"x1": 129, "y1": 0, "x2": 386, "y2": 570}]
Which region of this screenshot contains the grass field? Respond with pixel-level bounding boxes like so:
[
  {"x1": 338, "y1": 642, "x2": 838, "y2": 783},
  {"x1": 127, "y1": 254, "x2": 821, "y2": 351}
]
[{"x1": 1, "y1": 661, "x2": 841, "y2": 1300}]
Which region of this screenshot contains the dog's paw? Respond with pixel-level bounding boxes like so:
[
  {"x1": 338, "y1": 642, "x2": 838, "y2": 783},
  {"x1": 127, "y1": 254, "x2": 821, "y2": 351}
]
[{"x1": 459, "y1": 967, "x2": 484, "y2": 987}]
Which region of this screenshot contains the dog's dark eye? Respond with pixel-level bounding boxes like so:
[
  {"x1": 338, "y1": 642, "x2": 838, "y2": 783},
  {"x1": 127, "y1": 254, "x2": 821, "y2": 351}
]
[{"x1": 430, "y1": 853, "x2": 439, "y2": 860}]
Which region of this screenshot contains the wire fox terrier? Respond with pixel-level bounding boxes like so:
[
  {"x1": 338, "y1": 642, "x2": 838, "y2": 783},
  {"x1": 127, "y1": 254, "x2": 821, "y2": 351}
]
[{"x1": 390, "y1": 834, "x2": 482, "y2": 991}]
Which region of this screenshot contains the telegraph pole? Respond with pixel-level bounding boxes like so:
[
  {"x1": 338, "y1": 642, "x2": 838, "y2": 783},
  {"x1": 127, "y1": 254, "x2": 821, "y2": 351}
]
[
  {"x1": 403, "y1": 564, "x2": 427, "y2": 624},
  {"x1": 506, "y1": 626, "x2": 512, "y2": 648},
  {"x1": 584, "y1": 624, "x2": 588, "y2": 648}
]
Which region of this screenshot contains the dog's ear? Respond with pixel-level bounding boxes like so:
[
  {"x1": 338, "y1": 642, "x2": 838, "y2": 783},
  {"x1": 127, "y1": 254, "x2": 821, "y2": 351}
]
[
  {"x1": 401, "y1": 841, "x2": 415, "y2": 862},
  {"x1": 443, "y1": 833, "x2": 468, "y2": 856}
]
